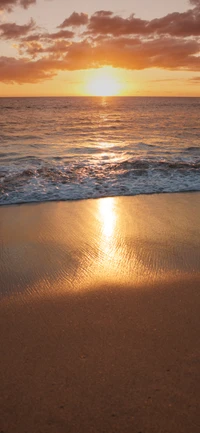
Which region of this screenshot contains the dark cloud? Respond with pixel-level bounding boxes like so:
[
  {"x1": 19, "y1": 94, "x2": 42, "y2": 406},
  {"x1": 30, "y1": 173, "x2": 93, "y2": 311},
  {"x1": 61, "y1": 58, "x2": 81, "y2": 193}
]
[
  {"x1": 87, "y1": 5, "x2": 200, "y2": 37},
  {"x1": 0, "y1": 0, "x2": 36, "y2": 12},
  {"x1": 0, "y1": 55, "x2": 56, "y2": 83},
  {"x1": 46, "y1": 29, "x2": 74, "y2": 40},
  {"x1": 21, "y1": 33, "x2": 43, "y2": 42},
  {"x1": 21, "y1": 29, "x2": 74, "y2": 43},
  {"x1": 87, "y1": 11, "x2": 149, "y2": 37},
  {"x1": 148, "y1": 8, "x2": 200, "y2": 37},
  {"x1": 59, "y1": 12, "x2": 88, "y2": 28},
  {"x1": 0, "y1": 19, "x2": 35, "y2": 39}
]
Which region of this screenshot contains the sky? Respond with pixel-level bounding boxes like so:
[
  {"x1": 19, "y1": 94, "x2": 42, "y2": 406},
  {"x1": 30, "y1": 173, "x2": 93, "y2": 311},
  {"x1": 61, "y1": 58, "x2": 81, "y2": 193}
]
[{"x1": 0, "y1": 0, "x2": 200, "y2": 96}]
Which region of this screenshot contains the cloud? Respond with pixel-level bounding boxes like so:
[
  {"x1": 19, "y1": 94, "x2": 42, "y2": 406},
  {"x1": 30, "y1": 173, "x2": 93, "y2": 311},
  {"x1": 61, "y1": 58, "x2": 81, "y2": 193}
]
[
  {"x1": 87, "y1": 5, "x2": 200, "y2": 37},
  {"x1": 0, "y1": 55, "x2": 73, "y2": 83},
  {"x1": 61, "y1": 37, "x2": 200, "y2": 72},
  {"x1": 188, "y1": 75, "x2": 200, "y2": 81},
  {"x1": 45, "y1": 29, "x2": 74, "y2": 40},
  {"x1": 0, "y1": 0, "x2": 36, "y2": 12},
  {"x1": 8, "y1": 35, "x2": 200, "y2": 83},
  {"x1": 189, "y1": 0, "x2": 200, "y2": 6},
  {"x1": 59, "y1": 12, "x2": 88, "y2": 28},
  {"x1": 148, "y1": 8, "x2": 200, "y2": 37},
  {"x1": 0, "y1": 19, "x2": 35, "y2": 39},
  {"x1": 18, "y1": 40, "x2": 44, "y2": 57},
  {"x1": 20, "y1": 28, "x2": 74, "y2": 44},
  {"x1": 18, "y1": 29, "x2": 75, "y2": 57},
  {"x1": 0, "y1": 55, "x2": 56, "y2": 83},
  {"x1": 87, "y1": 11, "x2": 149, "y2": 37},
  {"x1": 18, "y1": 39, "x2": 71, "y2": 58},
  {"x1": 1, "y1": 2, "x2": 200, "y2": 84}
]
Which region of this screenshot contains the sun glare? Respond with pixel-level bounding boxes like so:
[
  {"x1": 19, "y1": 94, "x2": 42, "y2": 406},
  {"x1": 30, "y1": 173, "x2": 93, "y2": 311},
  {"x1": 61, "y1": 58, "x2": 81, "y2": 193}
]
[{"x1": 86, "y1": 68, "x2": 122, "y2": 96}]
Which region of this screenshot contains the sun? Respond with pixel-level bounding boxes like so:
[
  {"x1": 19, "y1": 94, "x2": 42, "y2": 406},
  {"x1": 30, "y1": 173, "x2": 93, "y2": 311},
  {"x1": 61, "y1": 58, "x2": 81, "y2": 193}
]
[{"x1": 86, "y1": 67, "x2": 122, "y2": 96}]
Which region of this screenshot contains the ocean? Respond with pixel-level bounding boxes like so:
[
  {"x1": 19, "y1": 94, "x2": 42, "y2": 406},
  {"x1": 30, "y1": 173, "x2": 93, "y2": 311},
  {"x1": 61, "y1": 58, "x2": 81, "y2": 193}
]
[{"x1": 0, "y1": 96, "x2": 200, "y2": 205}]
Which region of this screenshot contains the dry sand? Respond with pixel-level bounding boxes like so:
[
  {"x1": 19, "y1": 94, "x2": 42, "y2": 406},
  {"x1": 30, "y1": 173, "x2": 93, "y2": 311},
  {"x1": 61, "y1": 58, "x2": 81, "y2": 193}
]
[{"x1": 0, "y1": 193, "x2": 200, "y2": 433}]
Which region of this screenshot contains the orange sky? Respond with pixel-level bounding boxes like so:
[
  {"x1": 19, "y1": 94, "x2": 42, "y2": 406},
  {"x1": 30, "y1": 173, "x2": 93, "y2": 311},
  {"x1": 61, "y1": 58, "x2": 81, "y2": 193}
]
[{"x1": 0, "y1": 0, "x2": 200, "y2": 96}]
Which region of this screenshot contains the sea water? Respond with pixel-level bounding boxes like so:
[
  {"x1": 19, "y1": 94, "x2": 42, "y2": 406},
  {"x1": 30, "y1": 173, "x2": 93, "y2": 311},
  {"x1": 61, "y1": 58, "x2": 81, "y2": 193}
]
[{"x1": 0, "y1": 96, "x2": 200, "y2": 205}]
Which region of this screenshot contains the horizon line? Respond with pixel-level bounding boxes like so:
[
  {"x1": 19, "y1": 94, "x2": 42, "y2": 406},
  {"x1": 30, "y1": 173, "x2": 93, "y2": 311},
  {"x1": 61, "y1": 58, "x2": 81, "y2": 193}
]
[{"x1": 0, "y1": 95, "x2": 200, "y2": 98}]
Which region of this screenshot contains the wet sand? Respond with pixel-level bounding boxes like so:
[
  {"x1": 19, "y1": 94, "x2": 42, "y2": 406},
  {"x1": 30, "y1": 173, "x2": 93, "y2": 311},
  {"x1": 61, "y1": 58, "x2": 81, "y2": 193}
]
[{"x1": 0, "y1": 193, "x2": 200, "y2": 433}]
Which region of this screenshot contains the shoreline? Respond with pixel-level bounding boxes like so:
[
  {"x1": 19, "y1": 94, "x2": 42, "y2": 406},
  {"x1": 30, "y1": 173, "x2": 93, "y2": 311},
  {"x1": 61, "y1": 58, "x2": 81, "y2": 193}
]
[
  {"x1": 1, "y1": 189, "x2": 200, "y2": 208},
  {"x1": 0, "y1": 192, "x2": 200, "y2": 432}
]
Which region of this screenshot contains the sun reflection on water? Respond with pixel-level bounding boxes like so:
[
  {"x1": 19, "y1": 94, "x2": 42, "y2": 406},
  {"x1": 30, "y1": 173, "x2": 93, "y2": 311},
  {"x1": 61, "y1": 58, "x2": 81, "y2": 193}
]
[{"x1": 98, "y1": 197, "x2": 116, "y2": 238}]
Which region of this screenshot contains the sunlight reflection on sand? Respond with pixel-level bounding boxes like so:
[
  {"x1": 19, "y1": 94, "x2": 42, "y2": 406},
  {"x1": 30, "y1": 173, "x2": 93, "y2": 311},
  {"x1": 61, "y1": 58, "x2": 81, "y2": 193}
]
[{"x1": 0, "y1": 194, "x2": 200, "y2": 302}]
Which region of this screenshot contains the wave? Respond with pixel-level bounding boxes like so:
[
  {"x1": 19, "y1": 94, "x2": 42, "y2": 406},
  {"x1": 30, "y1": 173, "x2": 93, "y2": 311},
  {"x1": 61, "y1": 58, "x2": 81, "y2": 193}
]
[
  {"x1": 0, "y1": 96, "x2": 200, "y2": 205},
  {"x1": 1, "y1": 158, "x2": 200, "y2": 181},
  {"x1": 1, "y1": 157, "x2": 200, "y2": 205},
  {"x1": 185, "y1": 146, "x2": 200, "y2": 153}
]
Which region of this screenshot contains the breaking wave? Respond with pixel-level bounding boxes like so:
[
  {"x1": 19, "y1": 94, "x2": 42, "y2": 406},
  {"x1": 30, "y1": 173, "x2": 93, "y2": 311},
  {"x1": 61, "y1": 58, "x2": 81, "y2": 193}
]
[{"x1": 1, "y1": 157, "x2": 200, "y2": 205}]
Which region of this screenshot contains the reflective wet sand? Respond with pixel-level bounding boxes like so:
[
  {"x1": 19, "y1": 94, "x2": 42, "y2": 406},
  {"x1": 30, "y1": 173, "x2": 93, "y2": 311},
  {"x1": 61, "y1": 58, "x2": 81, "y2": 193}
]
[{"x1": 0, "y1": 193, "x2": 200, "y2": 432}]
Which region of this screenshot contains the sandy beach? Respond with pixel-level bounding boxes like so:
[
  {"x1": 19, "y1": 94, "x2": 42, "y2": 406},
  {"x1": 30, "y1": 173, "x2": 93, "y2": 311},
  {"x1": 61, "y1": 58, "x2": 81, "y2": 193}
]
[{"x1": 0, "y1": 193, "x2": 200, "y2": 433}]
